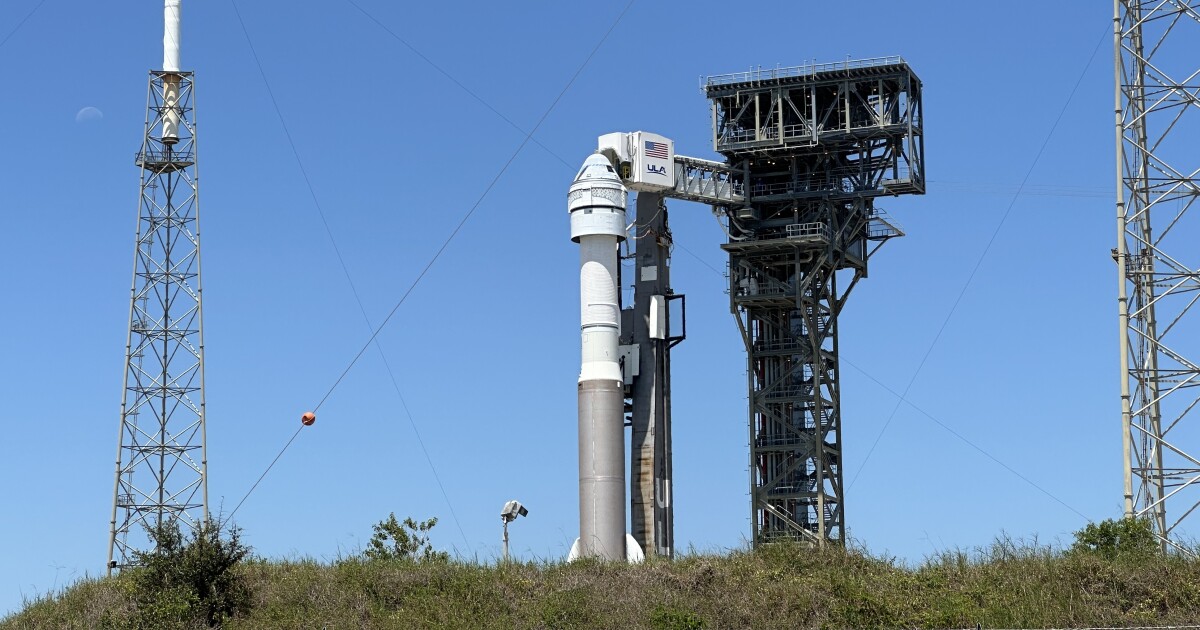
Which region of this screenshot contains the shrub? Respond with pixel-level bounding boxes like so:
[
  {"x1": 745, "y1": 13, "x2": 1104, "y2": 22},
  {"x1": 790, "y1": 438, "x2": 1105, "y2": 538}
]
[
  {"x1": 364, "y1": 513, "x2": 449, "y2": 562},
  {"x1": 129, "y1": 516, "x2": 252, "y2": 627},
  {"x1": 650, "y1": 604, "x2": 706, "y2": 630},
  {"x1": 1069, "y1": 517, "x2": 1160, "y2": 561}
]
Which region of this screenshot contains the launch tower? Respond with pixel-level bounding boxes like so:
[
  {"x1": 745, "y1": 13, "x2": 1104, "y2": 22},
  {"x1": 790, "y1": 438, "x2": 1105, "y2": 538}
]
[{"x1": 705, "y1": 58, "x2": 923, "y2": 544}]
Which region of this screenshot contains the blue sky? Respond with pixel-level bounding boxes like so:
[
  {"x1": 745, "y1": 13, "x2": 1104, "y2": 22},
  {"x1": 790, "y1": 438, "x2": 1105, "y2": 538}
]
[{"x1": 0, "y1": 0, "x2": 1148, "y2": 615}]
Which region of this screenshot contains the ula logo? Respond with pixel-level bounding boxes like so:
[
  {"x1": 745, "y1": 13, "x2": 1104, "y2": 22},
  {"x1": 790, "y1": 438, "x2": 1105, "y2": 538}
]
[{"x1": 646, "y1": 164, "x2": 667, "y2": 176}]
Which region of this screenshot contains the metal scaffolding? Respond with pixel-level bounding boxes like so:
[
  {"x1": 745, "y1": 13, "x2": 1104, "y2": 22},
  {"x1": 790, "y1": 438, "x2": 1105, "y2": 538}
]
[
  {"x1": 705, "y1": 58, "x2": 923, "y2": 545},
  {"x1": 1115, "y1": 0, "x2": 1200, "y2": 551},
  {"x1": 106, "y1": 69, "x2": 208, "y2": 573}
]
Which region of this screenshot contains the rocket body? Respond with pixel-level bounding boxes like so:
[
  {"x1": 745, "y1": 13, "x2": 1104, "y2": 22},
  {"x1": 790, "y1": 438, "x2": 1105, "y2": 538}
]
[{"x1": 569, "y1": 154, "x2": 628, "y2": 561}]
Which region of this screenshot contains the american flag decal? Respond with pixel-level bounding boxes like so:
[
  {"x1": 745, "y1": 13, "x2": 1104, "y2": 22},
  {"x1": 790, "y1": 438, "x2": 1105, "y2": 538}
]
[{"x1": 644, "y1": 141, "x2": 669, "y2": 159}]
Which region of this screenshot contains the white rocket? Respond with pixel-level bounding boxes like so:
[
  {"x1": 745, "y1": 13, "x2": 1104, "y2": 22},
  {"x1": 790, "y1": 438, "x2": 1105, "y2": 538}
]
[
  {"x1": 564, "y1": 133, "x2": 673, "y2": 562},
  {"x1": 566, "y1": 154, "x2": 643, "y2": 562}
]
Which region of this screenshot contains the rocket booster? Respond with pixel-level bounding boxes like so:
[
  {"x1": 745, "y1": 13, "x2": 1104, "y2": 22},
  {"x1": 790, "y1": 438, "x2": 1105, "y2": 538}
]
[{"x1": 568, "y1": 154, "x2": 628, "y2": 561}]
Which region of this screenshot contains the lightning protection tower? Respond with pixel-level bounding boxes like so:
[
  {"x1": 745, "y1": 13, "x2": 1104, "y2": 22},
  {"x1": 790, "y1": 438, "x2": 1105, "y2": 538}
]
[
  {"x1": 705, "y1": 58, "x2": 923, "y2": 545},
  {"x1": 107, "y1": 0, "x2": 208, "y2": 573},
  {"x1": 1115, "y1": 1, "x2": 1200, "y2": 551}
]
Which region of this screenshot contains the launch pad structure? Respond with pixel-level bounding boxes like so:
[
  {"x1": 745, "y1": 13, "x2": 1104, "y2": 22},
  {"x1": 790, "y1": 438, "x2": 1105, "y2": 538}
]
[
  {"x1": 88, "y1": 0, "x2": 1199, "y2": 566},
  {"x1": 708, "y1": 58, "x2": 924, "y2": 544},
  {"x1": 572, "y1": 56, "x2": 924, "y2": 557},
  {"x1": 101, "y1": 10, "x2": 924, "y2": 566}
]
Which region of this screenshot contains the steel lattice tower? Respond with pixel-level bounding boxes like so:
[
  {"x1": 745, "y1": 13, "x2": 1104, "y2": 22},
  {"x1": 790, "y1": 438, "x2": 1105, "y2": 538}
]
[
  {"x1": 1115, "y1": 1, "x2": 1200, "y2": 550},
  {"x1": 705, "y1": 59, "x2": 923, "y2": 545},
  {"x1": 106, "y1": 58, "x2": 208, "y2": 572}
]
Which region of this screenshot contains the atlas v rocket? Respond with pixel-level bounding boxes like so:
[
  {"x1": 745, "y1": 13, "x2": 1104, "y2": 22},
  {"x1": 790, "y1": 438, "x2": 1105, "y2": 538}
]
[
  {"x1": 567, "y1": 132, "x2": 675, "y2": 562},
  {"x1": 567, "y1": 154, "x2": 632, "y2": 561}
]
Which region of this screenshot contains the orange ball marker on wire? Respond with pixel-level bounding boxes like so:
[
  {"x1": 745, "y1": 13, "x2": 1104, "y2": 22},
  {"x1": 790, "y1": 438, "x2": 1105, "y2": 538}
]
[{"x1": 301, "y1": 411, "x2": 316, "y2": 426}]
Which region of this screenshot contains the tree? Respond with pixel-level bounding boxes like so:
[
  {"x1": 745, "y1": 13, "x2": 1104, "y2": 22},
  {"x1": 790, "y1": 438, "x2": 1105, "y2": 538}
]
[
  {"x1": 1070, "y1": 516, "x2": 1160, "y2": 560},
  {"x1": 364, "y1": 513, "x2": 449, "y2": 562}
]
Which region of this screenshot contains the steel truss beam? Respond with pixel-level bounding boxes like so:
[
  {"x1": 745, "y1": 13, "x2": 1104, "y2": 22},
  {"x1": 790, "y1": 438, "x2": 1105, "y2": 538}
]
[
  {"x1": 107, "y1": 70, "x2": 208, "y2": 573},
  {"x1": 1116, "y1": 0, "x2": 1200, "y2": 551}
]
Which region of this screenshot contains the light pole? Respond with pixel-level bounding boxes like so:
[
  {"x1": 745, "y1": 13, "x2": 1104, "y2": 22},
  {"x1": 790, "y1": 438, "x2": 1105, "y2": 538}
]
[{"x1": 500, "y1": 500, "x2": 528, "y2": 562}]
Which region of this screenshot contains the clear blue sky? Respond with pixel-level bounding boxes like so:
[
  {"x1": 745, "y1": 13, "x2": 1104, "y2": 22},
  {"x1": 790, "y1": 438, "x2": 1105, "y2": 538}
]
[{"x1": 0, "y1": 0, "x2": 1139, "y2": 615}]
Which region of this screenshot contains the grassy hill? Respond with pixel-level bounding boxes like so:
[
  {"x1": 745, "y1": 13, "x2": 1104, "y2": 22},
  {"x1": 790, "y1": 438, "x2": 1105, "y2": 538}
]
[{"x1": 6, "y1": 535, "x2": 1200, "y2": 629}]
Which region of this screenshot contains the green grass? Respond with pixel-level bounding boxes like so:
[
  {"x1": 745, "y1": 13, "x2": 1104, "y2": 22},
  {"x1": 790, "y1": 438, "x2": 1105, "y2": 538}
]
[{"x1": 7, "y1": 539, "x2": 1200, "y2": 629}]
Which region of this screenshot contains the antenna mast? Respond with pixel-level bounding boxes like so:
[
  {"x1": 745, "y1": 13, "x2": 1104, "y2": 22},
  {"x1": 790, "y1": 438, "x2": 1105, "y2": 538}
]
[
  {"x1": 1115, "y1": 0, "x2": 1200, "y2": 551},
  {"x1": 106, "y1": 0, "x2": 208, "y2": 573}
]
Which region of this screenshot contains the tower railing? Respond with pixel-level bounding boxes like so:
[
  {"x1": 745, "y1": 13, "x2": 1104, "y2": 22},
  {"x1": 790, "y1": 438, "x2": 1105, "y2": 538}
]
[{"x1": 704, "y1": 56, "x2": 908, "y2": 89}]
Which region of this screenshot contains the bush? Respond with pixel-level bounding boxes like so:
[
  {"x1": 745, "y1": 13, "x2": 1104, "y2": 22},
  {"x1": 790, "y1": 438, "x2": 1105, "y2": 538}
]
[
  {"x1": 650, "y1": 604, "x2": 706, "y2": 630},
  {"x1": 129, "y1": 516, "x2": 252, "y2": 627},
  {"x1": 364, "y1": 513, "x2": 449, "y2": 562},
  {"x1": 1070, "y1": 517, "x2": 1160, "y2": 561}
]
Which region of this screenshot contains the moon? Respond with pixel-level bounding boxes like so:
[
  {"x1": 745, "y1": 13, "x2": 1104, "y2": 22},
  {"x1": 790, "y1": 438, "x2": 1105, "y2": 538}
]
[{"x1": 75, "y1": 106, "x2": 103, "y2": 123}]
